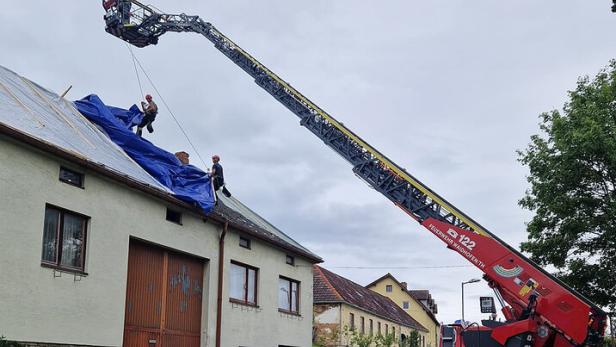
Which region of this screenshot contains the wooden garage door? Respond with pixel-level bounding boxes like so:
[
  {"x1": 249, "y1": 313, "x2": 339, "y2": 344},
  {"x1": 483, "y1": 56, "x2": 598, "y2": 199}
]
[{"x1": 123, "y1": 240, "x2": 204, "y2": 347}]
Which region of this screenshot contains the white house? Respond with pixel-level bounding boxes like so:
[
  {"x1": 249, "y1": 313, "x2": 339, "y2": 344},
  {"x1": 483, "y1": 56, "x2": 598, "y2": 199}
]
[{"x1": 0, "y1": 65, "x2": 321, "y2": 347}]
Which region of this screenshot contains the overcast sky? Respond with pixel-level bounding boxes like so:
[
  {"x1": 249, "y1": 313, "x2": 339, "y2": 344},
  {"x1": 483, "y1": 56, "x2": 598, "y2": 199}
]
[{"x1": 3, "y1": 1, "x2": 616, "y2": 326}]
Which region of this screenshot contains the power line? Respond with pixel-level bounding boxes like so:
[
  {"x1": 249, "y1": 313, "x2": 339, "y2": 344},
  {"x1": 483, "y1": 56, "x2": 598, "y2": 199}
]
[
  {"x1": 300, "y1": 265, "x2": 473, "y2": 270},
  {"x1": 127, "y1": 46, "x2": 209, "y2": 170}
]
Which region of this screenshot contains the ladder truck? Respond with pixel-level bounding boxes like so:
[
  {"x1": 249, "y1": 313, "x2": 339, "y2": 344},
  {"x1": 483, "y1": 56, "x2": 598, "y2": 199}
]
[{"x1": 102, "y1": 2, "x2": 608, "y2": 347}]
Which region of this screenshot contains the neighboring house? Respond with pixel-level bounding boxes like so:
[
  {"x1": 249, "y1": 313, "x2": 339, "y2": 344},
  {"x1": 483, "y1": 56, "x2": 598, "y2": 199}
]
[
  {"x1": 313, "y1": 266, "x2": 428, "y2": 347},
  {"x1": 0, "y1": 65, "x2": 322, "y2": 347},
  {"x1": 408, "y1": 290, "x2": 438, "y2": 316},
  {"x1": 366, "y1": 274, "x2": 440, "y2": 347}
]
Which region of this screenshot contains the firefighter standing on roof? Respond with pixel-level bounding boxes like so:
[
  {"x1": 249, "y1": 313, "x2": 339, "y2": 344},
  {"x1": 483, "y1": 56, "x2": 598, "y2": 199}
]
[
  {"x1": 210, "y1": 155, "x2": 224, "y2": 191},
  {"x1": 137, "y1": 94, "x2": 158, "y2": 137}
]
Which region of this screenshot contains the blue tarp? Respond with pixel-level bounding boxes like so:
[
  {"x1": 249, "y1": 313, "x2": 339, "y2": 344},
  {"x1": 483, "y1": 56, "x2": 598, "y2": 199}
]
[{"x1": 74, "y1": 95, "x2": 216, "y2": 213}]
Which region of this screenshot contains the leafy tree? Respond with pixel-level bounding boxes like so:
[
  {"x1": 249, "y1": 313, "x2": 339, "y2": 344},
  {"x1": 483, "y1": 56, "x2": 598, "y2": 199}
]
[
  {"x1": 518, "y1": 61, "x2": 616, "y2": 310},
  {"x1": 349, "y1": 331, "x2": 374, "y2": 347},
  {"x1": 399, "y1": 331, "x2": 421, "y2": 347},
  {"x1": 375, "y1": 332, "x2": 397, "y2": 347}
]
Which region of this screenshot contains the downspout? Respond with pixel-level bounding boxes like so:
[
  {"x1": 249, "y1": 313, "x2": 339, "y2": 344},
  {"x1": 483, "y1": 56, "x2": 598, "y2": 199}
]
[{"x1": 215, "y1": 221, "x2": 228, "y2": 347}]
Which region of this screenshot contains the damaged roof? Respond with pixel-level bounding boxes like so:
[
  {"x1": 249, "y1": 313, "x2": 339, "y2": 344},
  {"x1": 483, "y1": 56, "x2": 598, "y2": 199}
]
[
  {"x1": 314, "y1": 266, "x2": 428, "y2": 332},
  {"x1": 0, "y1": 65, "x2": 321, "y2": 263}
]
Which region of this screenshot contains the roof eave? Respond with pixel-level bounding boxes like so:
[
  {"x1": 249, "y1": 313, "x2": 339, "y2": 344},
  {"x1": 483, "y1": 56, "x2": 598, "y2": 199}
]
[{"x1": 0, "y1": 122, "x2": 323, "y2": 263}]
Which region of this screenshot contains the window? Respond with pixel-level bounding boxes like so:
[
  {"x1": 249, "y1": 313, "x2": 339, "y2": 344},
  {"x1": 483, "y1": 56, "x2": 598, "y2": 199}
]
[
  {"x1": 229, "y1": 261, "x2": 257, "y2": 305},
  {"x1": 41, "y1": 205, "x2": 88, "y2": 272},
  {"x1": 165, "y1": 208, "x2": 182, "y2": 224},
  {"x1": 369, "y1": 319, "x2": 373, "y2": 336},
  {"x1": 386, "y1": 284, "x2": 393, "y2": 292},
  {"x1": 378, "y1": 322, "x2": 381, "y2": 335},
  {"x1": 422, "y1": 335, "x2": 425, "y2": 347},
  {"x1": 239, "y1": 236, "x2": 251, "y2": 249},
  {"x1": 360, "y1": 316, "x2": 365, "y2": 335},
  {"x1": 286, "y1": 254, "x2": 295, "y2": 266},
  {"x1": 393, "y1": 327, "x2": 395, "y2": 338},
  {"x1": 350, "y1": 313, "x2": 355, "y2": 330},
  {"x1": 278, "y1": 276, "x2": 300, "y2": 314},
  {"x1": 403, "y1": 301, "x2": 410, "y2": 309},
  {"x1": 385, "y1": 324, "x2": 389, "y2": 334},
  {"x1": 59, "y1": 167, "x2": 84, "y2": 188}
]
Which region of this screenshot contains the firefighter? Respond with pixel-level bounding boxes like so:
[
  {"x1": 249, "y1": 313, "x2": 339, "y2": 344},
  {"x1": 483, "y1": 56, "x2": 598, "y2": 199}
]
[
  {"x1": 136, "y1": 94, "x2": 158, "y2": 137},
  {"x1": 118, "y1": 0, "x2": 132, "y2": 25},
  {"x1": 210, "y1": 155, "x2": 224, "y2": 191}
]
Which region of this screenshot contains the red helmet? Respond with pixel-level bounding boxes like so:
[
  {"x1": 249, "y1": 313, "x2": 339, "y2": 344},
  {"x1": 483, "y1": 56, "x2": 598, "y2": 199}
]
[{"x1": 145, "y1": 94, "x2": 153, "y2": 101}]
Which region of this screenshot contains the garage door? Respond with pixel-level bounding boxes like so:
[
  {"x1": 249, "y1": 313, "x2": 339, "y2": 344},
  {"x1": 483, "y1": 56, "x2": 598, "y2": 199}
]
[{"x1": 123, "y1": 240, "x2": 204, "y2": 347}]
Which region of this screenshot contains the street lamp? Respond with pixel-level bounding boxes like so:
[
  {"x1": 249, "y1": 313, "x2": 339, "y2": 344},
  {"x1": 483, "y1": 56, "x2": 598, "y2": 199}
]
[{"x1": 461, "y1": 278, "x2": 481, "y2": 322}]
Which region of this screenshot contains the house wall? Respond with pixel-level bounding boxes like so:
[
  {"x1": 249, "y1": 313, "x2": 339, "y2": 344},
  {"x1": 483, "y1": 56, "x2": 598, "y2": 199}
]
[
  {"x1": 0, "y1": 135, "x2": 313, "y2": 347},
  {"x1": 221, "y1": 232, "x2": 315, "y2": 347},
  {"x1": 341, "y1": 304, "x2": 421, "y2": 347},
  {"x1": 313, "y1": 302, "x2": 420, "y2": 347},
  {"x1": 368, "y1": 278, "x2": 439, "y2": 347},
  {"x1": 313, "y1": 304, "x2": 342, "y2": 346}
]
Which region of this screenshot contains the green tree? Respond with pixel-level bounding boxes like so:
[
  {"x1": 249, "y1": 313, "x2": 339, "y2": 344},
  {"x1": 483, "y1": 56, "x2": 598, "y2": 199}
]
[
  {"x1": 375, "y1": 332, "x2": 397, "y2": 347},
  {"x1": 349, "y1": 331, "x2": 374, "y2": 347},
  {"x1": 518, "y1": 61, "x2": 616, "y2": 310},
  {"x1": 399, "y1": 331, "x2": 421, "y2": 347}
]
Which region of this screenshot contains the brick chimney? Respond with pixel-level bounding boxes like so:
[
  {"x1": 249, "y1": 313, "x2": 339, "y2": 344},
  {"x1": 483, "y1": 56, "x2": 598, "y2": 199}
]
[
  {"x1": 175, "y1": 151, "x2": 190, "y2": 165},
  {"x1": 400, "y1": 282, "x2": 408, "y2": 290}
]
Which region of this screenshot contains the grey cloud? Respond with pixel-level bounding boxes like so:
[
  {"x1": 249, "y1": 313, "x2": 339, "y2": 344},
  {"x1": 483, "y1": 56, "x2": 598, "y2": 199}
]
[{"x1": 3, "y1": 0, "x2": 614, "y2": 326}]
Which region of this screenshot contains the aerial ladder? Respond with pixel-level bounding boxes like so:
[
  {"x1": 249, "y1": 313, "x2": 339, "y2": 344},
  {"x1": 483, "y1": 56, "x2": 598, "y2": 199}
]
[{"x1": 102, "y1": 2, "x2": 608, "y2": 347}]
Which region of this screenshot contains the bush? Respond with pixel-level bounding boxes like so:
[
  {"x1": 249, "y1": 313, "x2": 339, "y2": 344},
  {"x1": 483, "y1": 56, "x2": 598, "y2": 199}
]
[{"x1": 0, "y1": 336, "x2": 20, "y2": 347}]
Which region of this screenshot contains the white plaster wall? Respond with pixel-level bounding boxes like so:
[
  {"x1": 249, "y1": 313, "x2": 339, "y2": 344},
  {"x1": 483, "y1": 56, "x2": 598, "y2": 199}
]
[
  {"x1": 221, "y1": 232, "x2": 315, "y2": 347},
  {"x1": 315, "y1": 305, "x2": 340, "y2": 324},
  {"x1": 0, "y1": 136, "x2": 314, "y2": 347}
]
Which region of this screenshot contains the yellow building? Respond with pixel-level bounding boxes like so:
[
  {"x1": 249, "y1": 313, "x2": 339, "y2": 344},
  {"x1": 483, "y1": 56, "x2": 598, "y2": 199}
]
[
  {"x1": 313, "y1": 266, "x2": 428, "y2": 347},
  {"x1": 366, "y1": 274, "x2": 440, "y2": 347}
]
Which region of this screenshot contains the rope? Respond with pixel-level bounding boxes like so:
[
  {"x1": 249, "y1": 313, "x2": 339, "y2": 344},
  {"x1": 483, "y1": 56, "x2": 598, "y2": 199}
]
[
  {"x1": 126, "y1": 44, "x2": 144, "y2": 99},
  {"x1": 127, "y1": 48, "x2": 210, "y2": 170}
]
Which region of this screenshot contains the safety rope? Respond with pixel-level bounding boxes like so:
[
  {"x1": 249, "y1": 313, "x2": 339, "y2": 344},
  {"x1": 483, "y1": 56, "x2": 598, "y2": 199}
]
[
  {"x1": 126, "y1": 43, "x2": 144, "y2": 99},
  {"x1": 126, "y1": 47, "x2": 210, "y2": 170}
]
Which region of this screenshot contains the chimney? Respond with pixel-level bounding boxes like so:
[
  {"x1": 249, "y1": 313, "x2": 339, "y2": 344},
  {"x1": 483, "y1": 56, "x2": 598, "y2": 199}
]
[
  {"x1": 400, "y1": 282, "x2": 408, "y2": 290},
  {"x1": 175, "y1": 151, "x2": 190, "y2": 165}
]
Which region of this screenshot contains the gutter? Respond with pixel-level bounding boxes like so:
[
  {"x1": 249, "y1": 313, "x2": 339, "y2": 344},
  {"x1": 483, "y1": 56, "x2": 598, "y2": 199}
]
[{"x1": 215, "y1": 222, "x2": 228, "y2": 347}]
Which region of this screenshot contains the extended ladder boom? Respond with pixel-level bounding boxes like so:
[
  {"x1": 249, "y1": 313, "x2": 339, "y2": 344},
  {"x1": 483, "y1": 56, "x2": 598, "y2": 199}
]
[{"x1": 103, "y1": 2, "x2": 607, "y2": 346}]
